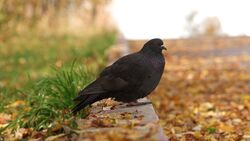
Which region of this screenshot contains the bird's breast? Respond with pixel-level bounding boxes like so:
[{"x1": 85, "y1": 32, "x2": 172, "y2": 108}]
[
  {"x1": 137, "y1": 55, "x2": 165, "y2": 96},
  {"x1": 150, "y1": 56, "x2": 165, "y2": 72}
]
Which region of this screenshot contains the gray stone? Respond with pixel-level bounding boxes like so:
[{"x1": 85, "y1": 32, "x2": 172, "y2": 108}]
[{"x1": 76, "y1": 98, "x2": 168, "y2": 141}]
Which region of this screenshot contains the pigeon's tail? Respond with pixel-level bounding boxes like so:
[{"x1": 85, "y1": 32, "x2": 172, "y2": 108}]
[
  {"x1": 72, "y1": 78, "x2": 108, "y2": 115},
  {"x1": 71, "y1": 94, "x2": 102, "y2": 115}
]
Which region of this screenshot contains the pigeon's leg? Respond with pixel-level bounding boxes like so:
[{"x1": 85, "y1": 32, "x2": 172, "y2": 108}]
[
  {"x1": 126, "y1": 100, "x2": 152, "y2": 107},
  {"x1": 126, "y1": 100, "x2": 139, "y2": 106}
]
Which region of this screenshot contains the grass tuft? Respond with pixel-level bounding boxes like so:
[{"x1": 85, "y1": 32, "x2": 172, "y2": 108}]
[{"x1": 1, "y1": 62, "x2": 96, "y2": 133}]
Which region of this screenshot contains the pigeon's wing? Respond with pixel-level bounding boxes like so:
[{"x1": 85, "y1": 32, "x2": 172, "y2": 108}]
[
  {"x1": 103, "y1": 53, "x2": 150, "y2": 89},
  {"x1": 74, "y1": 53, "x2": 149, "y2": 101}
]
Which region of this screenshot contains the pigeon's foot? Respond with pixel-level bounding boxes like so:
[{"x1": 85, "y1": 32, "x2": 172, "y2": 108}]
[{"x1": 126, "y1": 101, "x2": 152, "y2": 107}]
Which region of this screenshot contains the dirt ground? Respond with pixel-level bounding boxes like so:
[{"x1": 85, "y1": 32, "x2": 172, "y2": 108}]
[{"x1": 148, "y1": 37, "x2": 250, "y2": 140}]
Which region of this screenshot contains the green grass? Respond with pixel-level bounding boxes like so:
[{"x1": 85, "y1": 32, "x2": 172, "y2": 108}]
[
  {"x1": 0, "y1": 88, "x2": 19, "y2": 112},
  {"x1": 3, "y1": 63, "x2": 94, "y2": 132},
  {"x1": 0, "y1": 32, "x2": 116, "y2": 89},
  {"x1": 0, "y1": 31, "x2": 116, "y2": 134}
]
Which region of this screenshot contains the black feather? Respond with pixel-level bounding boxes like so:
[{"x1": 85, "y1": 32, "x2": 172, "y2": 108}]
[{"x1": 72, "y1": 94, "x2": 101, "y2": 115}]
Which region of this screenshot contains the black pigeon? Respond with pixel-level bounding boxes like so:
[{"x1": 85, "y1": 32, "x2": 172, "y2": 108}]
[{"x1": 72, "y1": 38, "x2": 166, "y2": 114}]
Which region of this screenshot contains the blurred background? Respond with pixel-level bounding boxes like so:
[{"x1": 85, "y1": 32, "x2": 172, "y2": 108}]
[
  {"x1": 0, "y1": 0, "x2": 116, "y2": 89},
  {"x1": 1, "y1": 0, "x2": 250, "y2": 140},
  {"x1": 111, "y1": 0, "x2": 250, "y2": 39}
]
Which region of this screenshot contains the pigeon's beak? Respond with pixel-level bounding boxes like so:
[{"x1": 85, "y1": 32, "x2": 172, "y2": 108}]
[{"x1": 161, "y1": 45, "x2": 167, "y2": 51}]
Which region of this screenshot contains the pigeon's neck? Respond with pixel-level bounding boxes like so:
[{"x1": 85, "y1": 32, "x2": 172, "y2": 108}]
[
  {"x1": 143, "y1": 52, "x2": 165, "y2": 71},
  {"x1": 142, "y1": 51, "x2": 163, "y2": 59}
]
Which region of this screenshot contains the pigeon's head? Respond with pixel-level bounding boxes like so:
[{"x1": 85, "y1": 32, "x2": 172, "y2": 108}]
[{"x1": 141, "y1": 38, "x2": 166, "y2": 54}]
